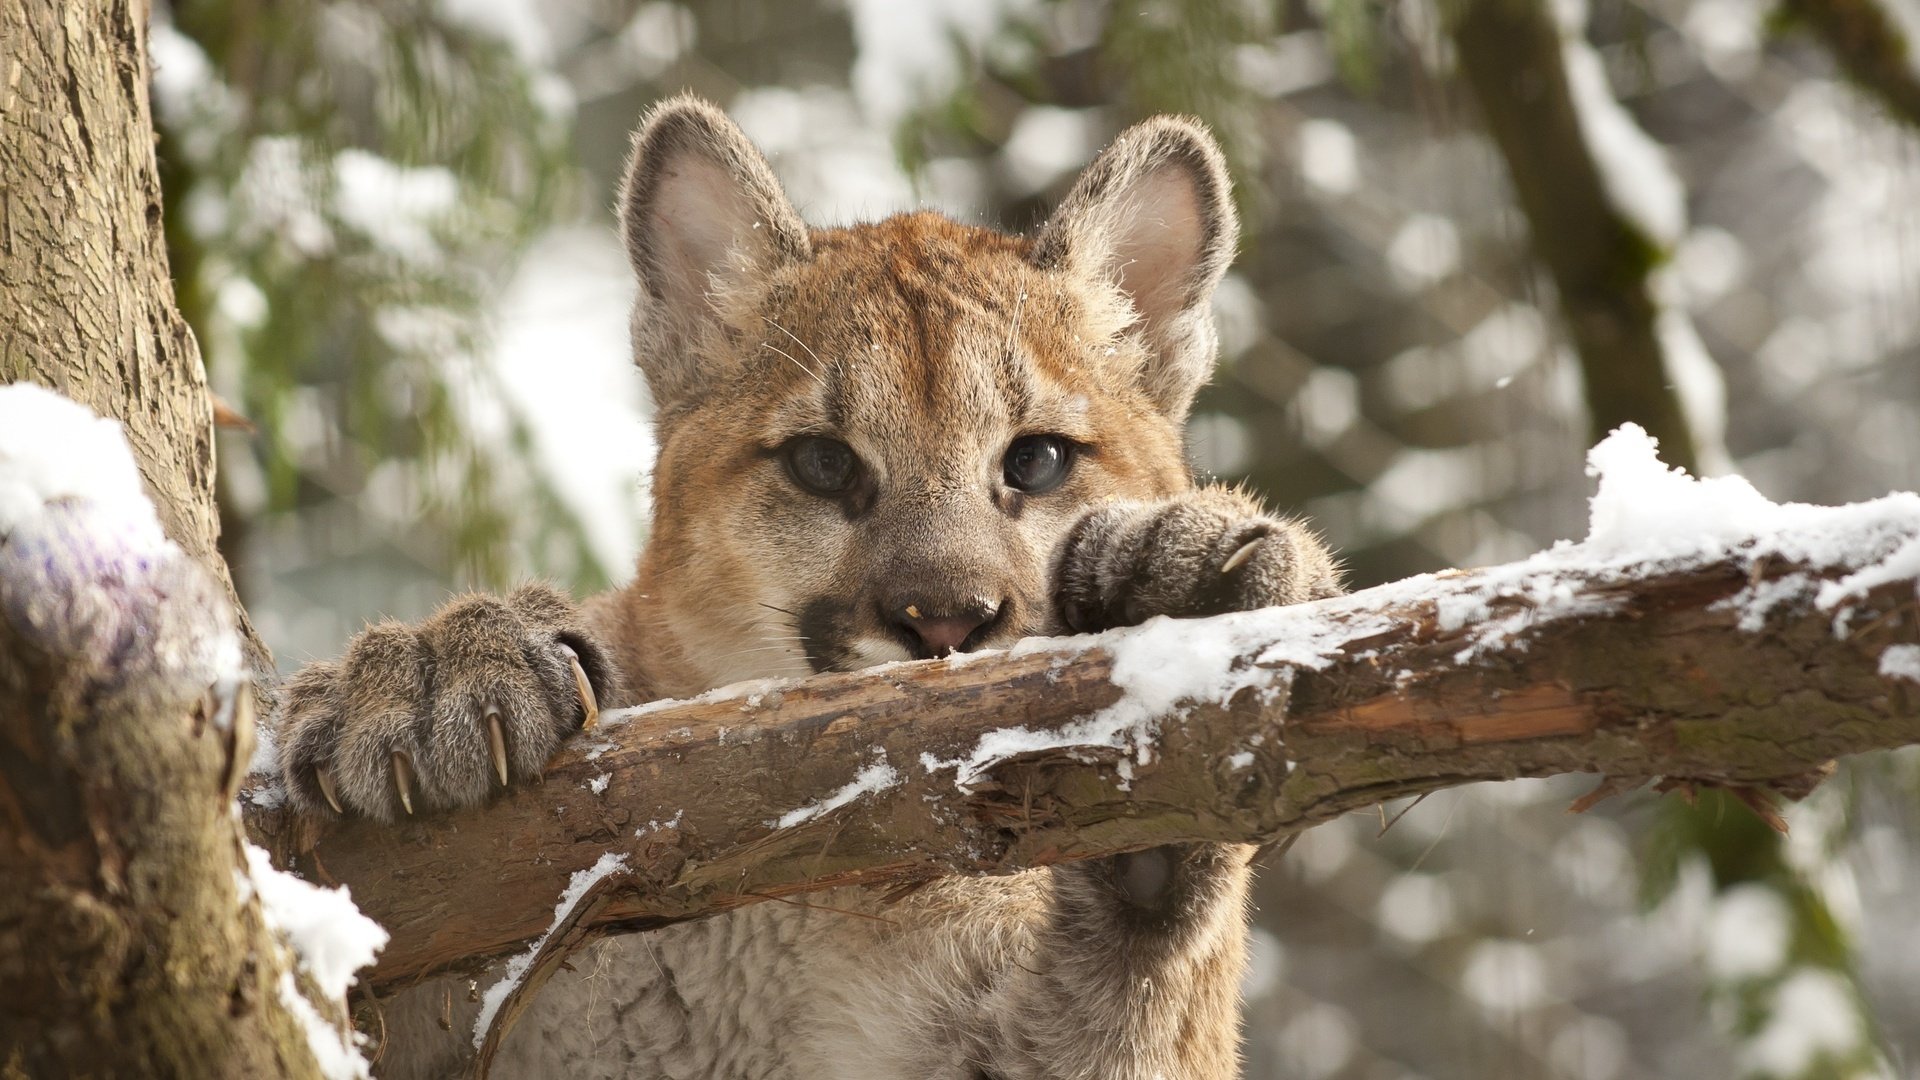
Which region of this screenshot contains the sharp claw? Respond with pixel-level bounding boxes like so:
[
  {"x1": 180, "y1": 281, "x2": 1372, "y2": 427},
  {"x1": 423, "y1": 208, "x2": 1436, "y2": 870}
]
[
  {"x1": 314, "y1": 765, "x2": 345, "y2": 814},
  {"x1": 392, "y1": 751, "x2": 416, "y2": 815},
  {"x1": 486, "y1": 709, "x2": 509, "y2": 786},
  {"x1": 561, "y1": 644, "x2": 599, "y2": 731},
  {"x1": 1221, "y1": 538, "x2": 1262, "y2": 575}
]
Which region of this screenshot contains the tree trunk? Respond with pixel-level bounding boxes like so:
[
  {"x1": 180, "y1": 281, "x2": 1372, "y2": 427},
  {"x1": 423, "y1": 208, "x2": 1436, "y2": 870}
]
[
  {"x1": 1449, "y1": 0, "x2": 1700, "y2": 471},
  {"x1": 0, "y1": 2, "x2": 325, "y2": 1075},
  {"x1": 0, "y1": 0, "x2": 266, "y2": 675}
]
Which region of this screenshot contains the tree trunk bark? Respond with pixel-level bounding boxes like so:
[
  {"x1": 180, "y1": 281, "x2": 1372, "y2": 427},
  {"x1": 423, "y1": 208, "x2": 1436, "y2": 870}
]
[
  {"x1": 245, "y1": 542, "x2": 1920, "y2": 997},
  {"x1": 1449, "y1": 0, "x2": 1700, "y2": 471},
  {"x1": 0, "y1": 0, "x2": 266, "y2": 674},
  {"x1": 0, "y1": 2, "x2": 325, "y2": 1075}
]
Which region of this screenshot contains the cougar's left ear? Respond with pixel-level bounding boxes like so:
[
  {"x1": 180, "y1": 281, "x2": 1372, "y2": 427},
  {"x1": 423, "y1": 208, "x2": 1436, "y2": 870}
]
[
  {"x1": 620, "y1": 95, "x2": 812, "y2": 414},
  {"x1": 1030, "y1": 117, "x2": 1238, "y2": 424}
]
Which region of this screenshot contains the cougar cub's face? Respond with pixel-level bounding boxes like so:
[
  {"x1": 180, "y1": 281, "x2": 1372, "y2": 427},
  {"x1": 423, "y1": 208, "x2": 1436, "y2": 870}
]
[
  {"x1": 622, "y1": 98, "x2": 1238, "y2": 689},
  {"x1": 655, "y1": 216, "x2": 1191, "y2": 680}
]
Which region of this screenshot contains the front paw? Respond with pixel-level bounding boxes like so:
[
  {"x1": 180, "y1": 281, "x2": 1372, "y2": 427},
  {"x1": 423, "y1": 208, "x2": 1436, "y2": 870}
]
[
  {"x1": 275, "y1": 584, "x2": 620, "y2": 821},
  {"x1": 1055, "y1": 487, "x2": 1341, "y2": 634}
]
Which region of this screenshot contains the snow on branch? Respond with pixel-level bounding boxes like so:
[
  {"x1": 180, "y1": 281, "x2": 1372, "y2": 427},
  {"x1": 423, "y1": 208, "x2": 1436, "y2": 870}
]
[{"x1": 241, "y1": 426, "x2": 1920, "y2": 999}]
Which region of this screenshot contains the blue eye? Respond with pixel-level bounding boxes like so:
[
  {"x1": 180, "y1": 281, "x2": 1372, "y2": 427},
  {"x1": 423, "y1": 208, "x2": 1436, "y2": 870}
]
[
  {"x1": 783, "y1": 437, "x2": 859, "y2": 496},
  {"x1": 1003, "y1": 435, "x2": 1072, "y2": 494}
]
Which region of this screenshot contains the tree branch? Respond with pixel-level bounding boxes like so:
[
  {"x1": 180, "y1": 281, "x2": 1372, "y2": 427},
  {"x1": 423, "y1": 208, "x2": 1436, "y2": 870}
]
[
  {"x1": 246, "y1": 516, "x2": 1920, "y2": 997},
  {"x1": 1449, "y1": 0, "x2": 1701, "y2": 470},
  {"x1": 1780, "y1": 0, "x2": 1920, "y2": 130}
]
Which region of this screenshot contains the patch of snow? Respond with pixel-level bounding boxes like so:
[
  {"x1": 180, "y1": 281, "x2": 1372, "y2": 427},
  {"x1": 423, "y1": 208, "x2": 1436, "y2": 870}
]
[
  {"x1": 332, "y1": 150, "x2": 460, "y2": 265},
  {"x1": 240, "y1": 843, "x2": 386, "y2": 1079},
  {"x1": 769, "y1": 750, "x2": 900, "y2": 828},
  {"x1": 846, "y1": 0, "x2": 1033, "y2": 128},
  {"x1": 278, "y1": 971, "x2": 372, "y2": 1080},
  {"x1": 0, "y1": 383, "x2": 169, "y2": 549},
  {"x1": 636, "y1": 809, "x2": 683, "y2": 837},
  {"x1": 243, "y1": 844, "x2": 388, "y2": 1001},
  {"x1": 587, "y1": 774, "x2": 611, "y2": 795},
  {"x1": 597, "y1": 677, "x2": 797, "y2": 730},
  {"x1": 483, "y1": 228, "x2": 649, "y2": 573},
  {"x1": 472, "y1": 852, "x2": 628, "y2": 1048},
  {"x1": 924, "y1": 601, "x2": 1384, "y2": 790},
  {"x1": 1741, "y1": 968, "x2": 1864, "y2": 1076},
  {"x1": 1297, "y1": 119, "x2": 1358, "y2": 195},
  {"x1": 0, "y1": 384, "x2": 245, "y2": 687},
  {"x1": 1704, "y1": 883, "x2": 1790, "y2": 980},
  {"x1": 435, "y1": 0, "x2": 554, "y2": 63},
  {"x1": 1880, "y1": 644, "x2": 1920, "y2": 683},
  {"x1": 1228, "y1": 751, "x2": 1256, "y2": 770},
  {"x1": 1554, "y1": 9, "x2": 1684, "y2": 245}
]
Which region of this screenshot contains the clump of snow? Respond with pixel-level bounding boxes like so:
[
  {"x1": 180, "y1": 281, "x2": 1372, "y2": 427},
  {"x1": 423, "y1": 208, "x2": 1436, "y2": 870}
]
[
  {"x1": 239, "y1": 844, "x2": 387, "y2": 1079},
  {"x1": 278, "y1": 971, "x2": 372, "y2": 1080},
  {"x1": 0, "y1": 383, "x2": 169, "y2": 550},
  {"x1": 242, "y1": 844, "x2": 388, "y2": 1001},
  {"x1": 587, "y1": 773, "x2": 611, "y2": 795},
  {"x1": 1704, "y1": 883, "x2": 1790, "y2": 980},
  {"x1": 1741, "y1": 968, "x2": 1865, "y2": 1077},
  {"x1": 1585, "y1": 426, "x2": 1920, "y2": 588},
  {"x1": 597, "y1": 677, "x2": 797, "y2": 730},
  {"x1": 0, "y1": 384, "x2": 244, "y2": 685},
  {"x1": 332, "y1": 150, "x2": 459, "y2": 265},
  {"x1": 1298, "y1": 119, "x2": 1359, "y2": 196},
  {"x1": 769, "y1": 750, "x2": 900, "y2": 828},
  {"x1": 1880, "y1": 644, "x2": 1920, "y2": 683},
  {"x1": 845, "y1": 0, "x2": 1032, "y2": 127},
  {"x1": 923, "y1": 601, "x2": 1389, "y2": 790},
  {"x1": 636, "y1": 809, "x2": 684, "y2": 837},
  {"x1": 1553, "y1": 0, "x2": 1684, "y2": 245},
  {"x1": 472, "y1": 852, "x2": 628, "y2": 1048}
]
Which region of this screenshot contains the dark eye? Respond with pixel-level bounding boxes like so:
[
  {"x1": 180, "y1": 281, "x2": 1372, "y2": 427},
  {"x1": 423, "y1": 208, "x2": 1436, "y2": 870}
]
[
  {"x1": 783, "y1": 436, "x2": 859, "y2": 496},
  {"x1": 1003, "y1": 435, "x2": 1073, "y2": 494}
]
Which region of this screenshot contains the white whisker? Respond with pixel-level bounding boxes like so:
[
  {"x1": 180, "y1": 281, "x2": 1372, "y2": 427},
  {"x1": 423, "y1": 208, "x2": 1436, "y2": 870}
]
[
  {"x1": 763, "y1": 315, "x2": 829, "y2": 374},
  {"x1": 761, "y1": 341, "x2": 826, "y2": 387}
]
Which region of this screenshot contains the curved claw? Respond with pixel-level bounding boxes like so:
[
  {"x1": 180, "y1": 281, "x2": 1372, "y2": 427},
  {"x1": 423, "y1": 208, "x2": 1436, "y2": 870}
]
[
  {"x1": 1221, "y1": 538, "x2": 1261, "y2": 575},
  {"x1": 486, "y1": 708, "x2": 509, "y2": 786},
  {"x1": 392, "y1": 751, "x2": 416, "y2": 815},
  {"x1": 314, "y1": 764, "x2": 345, "y2": 815},
  {"x1": 561, "y1": 644, "x2": 599, "y2": 731}
]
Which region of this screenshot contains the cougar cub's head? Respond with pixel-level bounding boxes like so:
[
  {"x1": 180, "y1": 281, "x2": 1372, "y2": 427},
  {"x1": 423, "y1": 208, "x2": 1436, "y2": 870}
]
[{"x1": 621, "y1": 96, "x2": 1238, "y2": 691}]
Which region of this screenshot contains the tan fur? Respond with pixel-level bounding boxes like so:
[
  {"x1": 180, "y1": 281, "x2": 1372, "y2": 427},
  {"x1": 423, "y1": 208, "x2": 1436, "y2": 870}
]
[{"x1": 276, "y1": 96, "x2": 1342, "y2": 1079}]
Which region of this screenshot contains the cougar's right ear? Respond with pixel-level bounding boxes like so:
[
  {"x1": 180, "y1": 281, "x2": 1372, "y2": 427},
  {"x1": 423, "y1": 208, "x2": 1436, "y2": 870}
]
[{"x1": 620, "y1": 95, "x2": 811, "y2": 412}]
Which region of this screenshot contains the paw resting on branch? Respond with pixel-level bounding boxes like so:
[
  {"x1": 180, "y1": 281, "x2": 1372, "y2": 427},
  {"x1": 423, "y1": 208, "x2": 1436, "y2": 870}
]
[{"x1": 243, "y1": 426, "x2": 1920, "y2": 996}]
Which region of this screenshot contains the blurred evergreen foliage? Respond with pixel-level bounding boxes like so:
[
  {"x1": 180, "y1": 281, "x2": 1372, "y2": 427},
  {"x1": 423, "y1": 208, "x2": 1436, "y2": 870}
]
[{"x1": 153, "y1": 0, "x2": 599, "y2": 599}]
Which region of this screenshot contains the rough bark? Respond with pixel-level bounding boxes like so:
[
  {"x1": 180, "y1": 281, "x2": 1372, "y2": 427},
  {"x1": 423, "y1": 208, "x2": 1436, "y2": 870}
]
[
  {"x1": 244, "y1": 548, "x2": 1920, "y2": 996},
  {"x1": 1449, "y1": 0, "x2": 1700, "y2": 471},
  {"x1": 0, "y1": 0, "x2": 267, "y2": 674},
  {"x1": 0, "y1": 2, "x2": 325, "y2": 1076}
]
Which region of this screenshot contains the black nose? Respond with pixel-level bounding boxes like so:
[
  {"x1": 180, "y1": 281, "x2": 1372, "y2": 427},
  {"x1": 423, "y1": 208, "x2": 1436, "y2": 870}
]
[{"x1": 891, "y1": 597, "x2": 1002, "y2": 659}]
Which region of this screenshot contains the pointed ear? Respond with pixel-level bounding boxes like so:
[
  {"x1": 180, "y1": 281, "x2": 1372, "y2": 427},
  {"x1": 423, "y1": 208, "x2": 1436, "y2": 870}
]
[
  {"x1": 1030, "y1": 117, "x2": 1239, "y2": 423},
  {"x1": 619, "y1": 96, "x2": 811, "y2": 412}
]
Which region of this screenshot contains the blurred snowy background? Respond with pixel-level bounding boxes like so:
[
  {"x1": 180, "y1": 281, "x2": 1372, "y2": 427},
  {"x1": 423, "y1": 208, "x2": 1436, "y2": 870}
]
[{"x1": 153, "y1": 0, "x2": 1920, "y2": 1076}]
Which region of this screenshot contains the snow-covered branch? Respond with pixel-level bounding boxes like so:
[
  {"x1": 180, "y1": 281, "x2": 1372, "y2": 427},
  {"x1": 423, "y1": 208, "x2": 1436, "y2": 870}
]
[
  {"x1": 244, "y1": 427, "x2": 1920, "y2": 998},
  {"x1": 1781, "y1": 0, "x2": 1920, "y2": 130}
]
